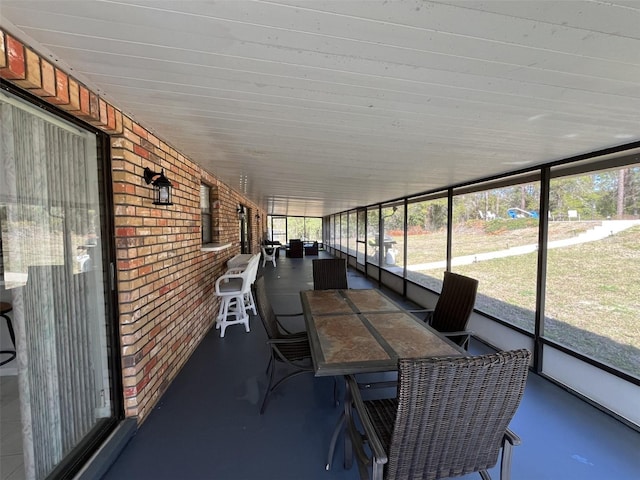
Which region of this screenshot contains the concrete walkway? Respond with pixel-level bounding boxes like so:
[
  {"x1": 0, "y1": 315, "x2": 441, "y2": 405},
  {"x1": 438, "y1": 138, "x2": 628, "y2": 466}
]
[{"x1": 407, "y1": 220, "x2": 640, "y2": 271}]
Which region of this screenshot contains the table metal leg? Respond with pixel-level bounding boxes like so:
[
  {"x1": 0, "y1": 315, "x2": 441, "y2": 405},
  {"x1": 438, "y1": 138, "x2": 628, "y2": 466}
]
[{"x1": 325, "y1": 411, "x2": 345, "y2": 470}]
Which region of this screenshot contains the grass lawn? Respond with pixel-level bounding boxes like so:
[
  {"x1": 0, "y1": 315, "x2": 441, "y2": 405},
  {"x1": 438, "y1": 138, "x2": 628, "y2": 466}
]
[{"x1": 400, "y1": 222, "x2": 640, "y2": 378}]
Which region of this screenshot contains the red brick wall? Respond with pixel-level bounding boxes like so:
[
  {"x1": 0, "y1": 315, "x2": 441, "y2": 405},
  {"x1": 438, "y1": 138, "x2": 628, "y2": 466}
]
[{"x1": 1, "y1": 29, "x2": 266, "y2": 421}]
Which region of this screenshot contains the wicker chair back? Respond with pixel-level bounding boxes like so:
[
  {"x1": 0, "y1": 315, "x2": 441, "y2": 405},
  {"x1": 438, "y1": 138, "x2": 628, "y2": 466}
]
[
  {"x1": 430, "y1": 271, "x2": 478, "y2": 334},
  {"x1": 312, "y1": 258, "x2": 348, "y2": 290},
  {"x1": 253, "y1": 276, "x2": 282, "y2": 339},
  {"x1": 252, "y1": 275, "x2": 314, "y2": 414},
  {"x1": 385, "y1": 350, "x2": 531, "y2": 480}
]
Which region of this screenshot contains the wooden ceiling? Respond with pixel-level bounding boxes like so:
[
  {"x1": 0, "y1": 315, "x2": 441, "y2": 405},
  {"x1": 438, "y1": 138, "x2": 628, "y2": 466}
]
[{"x1": 2, "y1": 0, "x2": 639, "y2": 216}]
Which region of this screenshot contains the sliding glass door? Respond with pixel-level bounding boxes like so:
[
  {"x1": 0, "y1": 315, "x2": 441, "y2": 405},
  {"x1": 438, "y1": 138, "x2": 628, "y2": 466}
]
[{"x1": 0, "y1": 89, "x2": 120, "y2": 479}]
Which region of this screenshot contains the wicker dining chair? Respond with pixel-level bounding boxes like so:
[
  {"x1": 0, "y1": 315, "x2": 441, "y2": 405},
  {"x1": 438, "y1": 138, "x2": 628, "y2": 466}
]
[
  {"x1": 345, "y1": 349, "x2": 531, "y2": 480},
  {"x1": 420, "y1": 271, "x2": 479, "y2": 349},
  {"x1": 312, "y1": 258, "x2": 348, "y2": 290},
  {"x1": 253, "y1": 276, "x2": 314, "y2": 414}
]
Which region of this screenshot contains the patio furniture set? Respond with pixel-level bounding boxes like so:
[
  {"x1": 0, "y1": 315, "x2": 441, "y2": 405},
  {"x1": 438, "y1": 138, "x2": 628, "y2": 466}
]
[{"x1": 215, "y1": 254, "x2": 531, "y2": 480}]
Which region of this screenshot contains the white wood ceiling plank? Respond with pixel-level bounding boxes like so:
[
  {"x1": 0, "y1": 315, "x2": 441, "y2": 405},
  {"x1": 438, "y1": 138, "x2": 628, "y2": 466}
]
[
  {"x1": 2, "y1": 0, "x2": 639, "y2": 215},
  {"x1": 77, "y1": 59, "x2": 640, "y2": 123},
  {"x1": 35, "y1": 35, "x2": 640, "y2": 116},
  {"x1": 124, "y1": 104, "x2": 630, "y2": 156},
  {"x1": 278, "y1": 0, "x2": 640, "y2": 60},
  {"x1": 6, "y1": 0, "x2": 639, "y2": 82},
  {"x1": 82, "y1": 65, "x2": 638, "y2": 129},
  {"x1": 107, "y1": 88, "x2": 637, "y2": 147},
  {"x1": 443, "y1": 0, "x2": 640, "y2": 38},
  {"x1": 11, "y1": 4, "x2": 639, "y2": 97}
]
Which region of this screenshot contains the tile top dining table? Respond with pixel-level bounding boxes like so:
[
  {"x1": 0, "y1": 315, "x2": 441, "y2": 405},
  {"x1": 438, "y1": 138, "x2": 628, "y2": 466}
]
[{"x1": 300, "y1": 289, "x2": 464, "y2": 377}]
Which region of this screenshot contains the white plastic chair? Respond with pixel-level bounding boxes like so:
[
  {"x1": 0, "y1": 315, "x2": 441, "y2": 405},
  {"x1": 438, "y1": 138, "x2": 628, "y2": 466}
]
[
  {"x1": 242, "y1": 254, "x2": 261, "y2": 316},
  {"x1": 214, "y1": 254, "x2": 260, "y2": 337},
  {"x1": 260, "y1": 245, "x2": 277, "y2": 267}
]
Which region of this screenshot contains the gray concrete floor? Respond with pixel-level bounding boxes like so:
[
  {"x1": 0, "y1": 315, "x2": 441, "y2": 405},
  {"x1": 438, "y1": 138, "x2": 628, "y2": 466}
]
[{"x1": 102, "y1": 251, "x2": 640, "y2": 480}]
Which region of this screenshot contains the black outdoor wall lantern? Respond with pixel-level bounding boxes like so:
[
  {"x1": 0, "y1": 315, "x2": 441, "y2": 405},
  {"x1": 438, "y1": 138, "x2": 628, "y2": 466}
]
[
  {"x1": 144, "y1": 167, "x2": 173, "y2": 206},
  {"x1": 237, "y1": 205, "x2": 246, "y2": 220}
]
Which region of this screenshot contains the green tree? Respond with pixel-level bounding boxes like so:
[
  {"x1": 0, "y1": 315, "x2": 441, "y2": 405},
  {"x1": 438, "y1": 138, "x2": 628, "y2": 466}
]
[{"x1": 428, "y1": 201, "x2": 447, "y2": 230}]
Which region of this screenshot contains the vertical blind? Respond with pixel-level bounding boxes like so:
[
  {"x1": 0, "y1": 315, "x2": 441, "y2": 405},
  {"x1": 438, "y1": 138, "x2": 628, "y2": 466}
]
[{"x1": 1, "y1": 95, "x2": 111, "y2": 480}]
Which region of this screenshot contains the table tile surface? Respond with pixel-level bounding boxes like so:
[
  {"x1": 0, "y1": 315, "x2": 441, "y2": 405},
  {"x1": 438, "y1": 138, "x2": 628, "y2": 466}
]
[
  {"x1": 301, "y1": 289, "x2": 463, "y2": 376},
  {"x1": 314, "y1": 314, "x2": 390, "y2": 363}
]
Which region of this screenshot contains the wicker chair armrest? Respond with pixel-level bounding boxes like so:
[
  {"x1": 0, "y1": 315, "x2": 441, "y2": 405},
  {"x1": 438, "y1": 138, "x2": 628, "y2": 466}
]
[
  {"x1": 441, "y1": 330, "x2": 473, "y2": 337},
  {"x1": 406, "y1": 307, "x2": 434, "y2": 314},
  {"x1": 358, "y1": 380, "x2": 398, "y2": 390},
  {"x1": 282, "y1": 331, "x2": 307, "y2": 340},
  {"x1": 276, "y1": 312, "x2": 304, "y2": 317},
  {"x1": 440, "y1": 330, "x2": 473, "y2": 350},
  {"x1": 274, "y1": 312, "x2": 304, "y2": 334},
  {"x1": 407, "y1": 308, "x2": 435, "y2": 324},
  {"x1": 276, "y1": 312, "x2": 304, "y2": 334},
  {"x1": 266, "y1": 335, "x2": 308, "y2": 345},
  {"x1": 346, "y1": 375, "x2": 389, "y2": 466},
  {"x1": 504, "y1": 428, "x2": 521, "y2": 446},
  {"x1": 268, "y1": 337, "x2": 312, "y2": 366}
]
